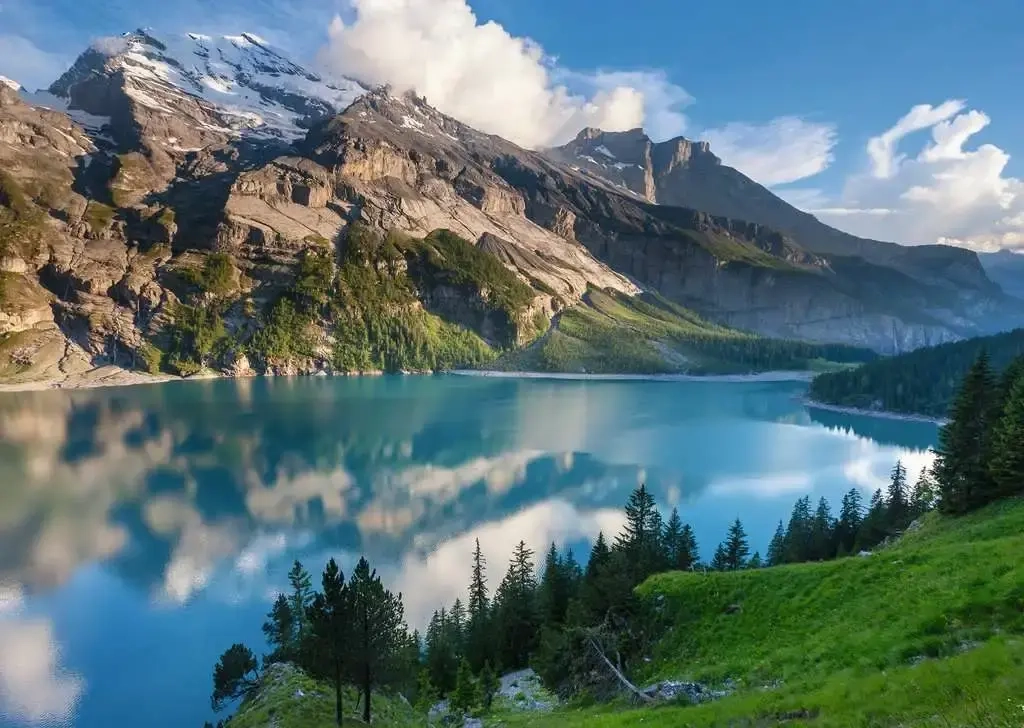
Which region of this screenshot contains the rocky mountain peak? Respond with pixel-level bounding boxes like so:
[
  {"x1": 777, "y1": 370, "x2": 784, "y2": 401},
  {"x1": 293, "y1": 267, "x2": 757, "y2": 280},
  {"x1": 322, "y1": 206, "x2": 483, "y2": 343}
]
[
  {"x1": 0, "y1": 76, "x2": 21, "y2": 92},
  {"x1": 658, "y1": 136, "x2": 718, "y2": 173},
  {"x1": 40, "y1": 29, "x2": 368, "y2": 147}
]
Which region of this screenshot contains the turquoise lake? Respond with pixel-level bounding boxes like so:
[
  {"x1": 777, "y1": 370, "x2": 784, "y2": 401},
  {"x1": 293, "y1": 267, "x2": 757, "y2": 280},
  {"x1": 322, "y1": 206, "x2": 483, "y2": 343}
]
[{"x1": 0, "y1": 374, "x2": 940, "y2": 728}]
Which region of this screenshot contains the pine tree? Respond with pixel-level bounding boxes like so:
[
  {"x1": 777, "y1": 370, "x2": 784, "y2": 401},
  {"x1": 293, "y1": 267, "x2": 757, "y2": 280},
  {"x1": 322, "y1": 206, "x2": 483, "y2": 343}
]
[
  {"x1": 347, "y1": 557, "x2": 408, "y2": 724},
  {"x1": 710, "y1": 542, "x2": 728, "y2": 571},
  {"x1": 211, "y1": 643, "x2": 260, "y2": 712},
  {"x1": 465, "y1": 539, "x2": 490, "y2": 671},
  {"x1": 492, "y1": 541, "x2": 539, "y2": 670},
  {"x1": 748, "y1": 551, "x2": 763, "y2": 568},
  {"x1": 614, "y1": 484, "x2": 662, "y2": 579},
  {"x1": 783, "y1": 496, "x2": 814, "y2": 563},
  {"x1": 662, "y1": 509, "x2": 698, "y2": 570},
  {"x1": 934, "y1": 352, "x2": 997, "y2": 514},
  {"x1": 478, "y1": 661, "x2": 500, "y2": 712},
  {"x1": 307, "y1": 559, "x2": 350, "y2": 726},
  {"x1": 563, "y1": 548, "x2": 583, "y2": 590},
  {"x1": 886, "y1": 460, "x2": 910, "y2": 530},
  {"x1": 539, "y1": 543, "x2": 571, "y2": 628},
  {"x1": 662, "y1": 507, "x2": 683, "y2": 567},
  {"x1": 451, "y1": 658, "x2": 478, "y2": 716},
  {"x1": 810, "y1": 497, "x2": 835, "y2": 561},
  {"x1": 287, "y1": 561, "x2": 314, "y2": 646},
  {"x1": 582, "y1": 532, "x2": 612, "y2": 619},
  {"x1": 262, "y1": 594, "x2": 296, "y2": 663},
  {"x1": 468, "y1": 539, "x2": 488, "y2": 616},
  {"x1": 649, "y1": 508, "x2": 666, "y2": 571},
  {"x1": 678, "y1": 524, "x2": 699, "y2": 571},
  {"x1": 425, "y1": 609, "x2": 457, "y2": 695},
  {"x1": 722, "y1": 518, "x2": 750, "y2": 570},
  {"x1": 413, "y1": 668, "x2": 438, "y2": 717},
  {"x1": 990, "y1": 373, "x2": 1024, "y2": 500},
  {"x1": 767, "y1": 520, "x2": 786, "y2": 566},
  {"x1": 997, "y1": 354, "x2": 1024, "y2": 403},
  {"x1": 449, "y1": 598, "x2": 466, "y2": 658},
  {"x1": 856, "y1": 489, "x2": 888, "y2": 551},
  {"x1": 835, "y1": 489, "x2": 863, "y2": 556},
  {"x1": 910, "y1": 468, "x2": 939, "y2": 516}
]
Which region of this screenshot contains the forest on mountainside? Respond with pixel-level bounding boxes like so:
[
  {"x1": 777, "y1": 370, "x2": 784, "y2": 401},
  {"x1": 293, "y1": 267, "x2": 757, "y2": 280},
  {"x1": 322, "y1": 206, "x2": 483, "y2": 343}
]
[{"x1": 809, "y1": 328, "x2": 1024, "y2": 417}]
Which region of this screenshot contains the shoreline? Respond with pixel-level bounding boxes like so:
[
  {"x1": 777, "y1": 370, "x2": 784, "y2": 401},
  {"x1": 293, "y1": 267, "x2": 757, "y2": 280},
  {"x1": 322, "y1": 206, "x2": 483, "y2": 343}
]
[
  {"x1": 802, "y1": 397, "x2": 948, "y2": 425},
  {"x1": 0, "y1": 367, "x2": 820, "y2": 393},
  {"x1": 0, "y1": 368, "x2": 946, "y2": 425},
  {"x1": 449, "y1": 369, "x2": 818, "y2": 383},
  {"x1": 0, "y1": 366, "x2": 203, "y2": 393}
]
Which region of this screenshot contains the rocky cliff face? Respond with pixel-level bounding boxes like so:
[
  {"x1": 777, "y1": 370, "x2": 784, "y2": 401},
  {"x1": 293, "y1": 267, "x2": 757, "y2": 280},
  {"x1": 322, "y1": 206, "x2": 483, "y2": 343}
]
[
  {"x1": 547, "y1": 128, "x2": 1005, "y2": 298},
  {"x1": 0, "y1": 30, "x2": 1019, "y2": 384}
]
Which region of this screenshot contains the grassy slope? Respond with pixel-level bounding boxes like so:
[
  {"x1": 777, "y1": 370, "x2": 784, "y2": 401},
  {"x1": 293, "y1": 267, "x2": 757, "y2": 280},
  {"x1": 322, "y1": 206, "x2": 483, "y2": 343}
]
[
  {"x1": 228, "y1": 663, "x2": 418, "y2": 728},
  {"x1": 496, "y1": 288, "x2": 875, "y2": 375},
  {"x1": 809, "y1": 328, "x2": 1024, "y2": 417},
  {"x1": 492, "y1": 498, "x2": 1024, "y2": 727}
]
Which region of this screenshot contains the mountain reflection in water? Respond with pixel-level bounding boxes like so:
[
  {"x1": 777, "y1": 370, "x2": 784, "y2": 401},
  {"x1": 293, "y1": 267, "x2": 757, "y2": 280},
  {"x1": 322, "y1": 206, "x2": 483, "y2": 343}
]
[{"x1": 0, "y1": 375, "x2": 938, "y2": 728}]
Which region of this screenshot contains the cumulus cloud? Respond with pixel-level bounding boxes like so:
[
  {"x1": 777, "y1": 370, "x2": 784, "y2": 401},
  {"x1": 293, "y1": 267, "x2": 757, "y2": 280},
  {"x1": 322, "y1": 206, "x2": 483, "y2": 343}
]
[
  {"x1": 317, "y1": 0, "x2": 688, "y2": 148},
  {"x1": 803, "y1": 100, "x2": 1024, "y2": 252},
  {"x1": 700, "y1": 117, "x2": 838, "y2": 186},
  {"x1": 866, "y1": 100, "x2": 965, "y2": 178}
]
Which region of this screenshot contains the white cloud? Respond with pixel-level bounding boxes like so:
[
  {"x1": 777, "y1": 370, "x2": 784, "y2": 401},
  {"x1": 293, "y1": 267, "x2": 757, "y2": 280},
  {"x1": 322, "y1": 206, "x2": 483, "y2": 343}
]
[
  {"x1": 317, "y1": 0, "x2": 688, "y2": 148},
  {"x1": 0, "y1": 616, "x2": 84, "y2": 725},
  {"x1": 866, "y1": 100, "x2": 965, "y2": 178},
  {"x1": 700, "y1": 117, "x2": 838, "y2": 186},
  {"x1": 0, "y1": 34, "x2": 69, "y2": 91},
  {"x1": 805, "y1": 101, "x2": 1024, "y2": 252}
]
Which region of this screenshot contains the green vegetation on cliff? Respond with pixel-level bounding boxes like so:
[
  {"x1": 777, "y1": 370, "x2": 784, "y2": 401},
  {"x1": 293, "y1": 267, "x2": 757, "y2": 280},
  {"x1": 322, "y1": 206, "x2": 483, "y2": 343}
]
[
  {"x1": 0, "y1": 171, "x2": 45, "y2": 260},
  {"x1": 810, "y1": 328, "x2": 1024, "y2": 417},
  {"x1": 500, "y1": 288, "x2": 876, "y2": 374},
  {"x1": 327, "y1": 226, "x2": 499, "y2": 371}
]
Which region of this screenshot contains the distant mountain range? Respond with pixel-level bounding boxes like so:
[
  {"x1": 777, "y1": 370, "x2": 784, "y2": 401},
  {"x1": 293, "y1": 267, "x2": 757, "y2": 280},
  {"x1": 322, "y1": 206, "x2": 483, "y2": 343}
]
[
  {"x1": 980, "y1": 250, "x2": 1024, "y2": 299},
  {"x1": 1, "y1": 29, "x2": 1022, "y2": 384}
]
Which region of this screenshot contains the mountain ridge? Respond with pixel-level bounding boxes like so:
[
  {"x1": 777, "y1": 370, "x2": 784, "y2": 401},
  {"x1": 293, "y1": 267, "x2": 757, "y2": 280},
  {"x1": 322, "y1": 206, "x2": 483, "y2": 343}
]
[
  {"x1": 546, "y1": 126, "x2": 999, "y2": 295},
  {"x1": 1, "y1": 29, "x2": 1021, "y2": 385}
]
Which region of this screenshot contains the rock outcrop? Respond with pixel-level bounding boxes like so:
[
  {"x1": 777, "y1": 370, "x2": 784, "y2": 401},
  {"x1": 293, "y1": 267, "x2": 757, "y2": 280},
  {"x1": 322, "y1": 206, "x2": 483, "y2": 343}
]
[
  {"x1": 1, "y1": 29, "x2": 1021, "y2": 385},
  {"x1": 547, "y1": 127, "x2": 1010, "y2": 301}
]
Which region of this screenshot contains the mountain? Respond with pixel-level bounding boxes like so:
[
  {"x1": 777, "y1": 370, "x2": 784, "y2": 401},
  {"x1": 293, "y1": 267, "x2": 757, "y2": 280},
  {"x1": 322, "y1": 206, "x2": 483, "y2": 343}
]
[
  {"x1": 0, "y1": 30, "x2": 1021, "y2": 385},
  {"x1": 43, "y1": 29, "x2": 368, "y2": 146},
  {"x1": 809, "y1": 327, "x2": 1024, "y2": 417},
  {"x1": 546, "y1": 127, "x2": 1003, "y2": 295},
  {"x1": 980, "y1": 249, "x2": 1024, "y2": 299}
]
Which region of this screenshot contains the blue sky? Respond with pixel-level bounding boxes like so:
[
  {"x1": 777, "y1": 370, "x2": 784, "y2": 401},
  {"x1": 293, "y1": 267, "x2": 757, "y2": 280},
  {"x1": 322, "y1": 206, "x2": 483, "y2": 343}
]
[{"x1": 1, "y1": 0, "x2": 1022, "y2": 251}]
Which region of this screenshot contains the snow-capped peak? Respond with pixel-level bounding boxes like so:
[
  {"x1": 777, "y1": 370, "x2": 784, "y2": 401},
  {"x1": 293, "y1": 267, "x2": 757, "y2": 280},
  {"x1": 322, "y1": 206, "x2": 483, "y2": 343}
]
[
  {"x1": 48, "y1": 29, "x2": 368, "y2": 143},
  {"x1": 0, "y1": 76, "x2": 21, "y2": 92}
]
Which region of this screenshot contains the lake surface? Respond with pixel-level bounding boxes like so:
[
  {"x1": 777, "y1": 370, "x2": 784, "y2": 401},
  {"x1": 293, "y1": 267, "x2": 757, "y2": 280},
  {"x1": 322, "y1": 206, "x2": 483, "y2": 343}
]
[{"x1": 0, "y1": 375, "x2": 939, "y2": 728}]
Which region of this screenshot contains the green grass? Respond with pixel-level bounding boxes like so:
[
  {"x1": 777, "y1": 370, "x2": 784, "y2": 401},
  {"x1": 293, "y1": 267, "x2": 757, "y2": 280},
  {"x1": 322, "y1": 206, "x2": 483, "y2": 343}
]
[
  {"x1": 84, "y1": 201, "x2": 115, "y2": 235},
  {"x1": 488, "y1": 498, "x2": 1024, "y2": 728},
  {"x1": 497, "y1": 288, "x2": 876, "y2": 375},
  {"x1": 228, "y1": 663, "x2": 418, "y2": 728},
  {"x1": 1, "y1": 171, "x2": 45, "y2": 259},
  {"x1": 494, "y1": 639, "x2": 1024, "y2": 727}
]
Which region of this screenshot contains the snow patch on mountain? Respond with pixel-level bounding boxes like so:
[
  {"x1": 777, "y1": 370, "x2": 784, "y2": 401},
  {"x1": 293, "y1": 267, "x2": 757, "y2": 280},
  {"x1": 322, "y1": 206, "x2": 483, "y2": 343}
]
[
  {"x1": 0, "y1": 76, "x2": 20, "y2": 92},
  {"x1": 50, "y1": 30, "x2": 369, "y2": 142}
]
